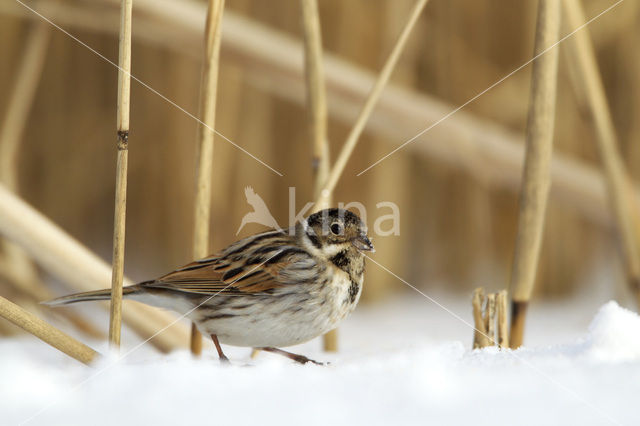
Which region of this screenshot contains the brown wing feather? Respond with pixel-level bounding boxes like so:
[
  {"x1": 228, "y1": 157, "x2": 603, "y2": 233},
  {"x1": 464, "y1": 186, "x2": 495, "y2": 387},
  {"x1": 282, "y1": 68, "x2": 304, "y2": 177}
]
[{"x1": 140, "y1": 238, "x2": 311, "y2": 296}]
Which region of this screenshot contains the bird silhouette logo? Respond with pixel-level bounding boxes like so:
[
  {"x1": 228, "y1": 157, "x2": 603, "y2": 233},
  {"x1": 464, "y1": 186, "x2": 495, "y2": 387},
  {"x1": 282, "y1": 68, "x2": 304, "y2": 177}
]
[{"x1": 236, "y1": 186, "x2": 281, "y2": 235}]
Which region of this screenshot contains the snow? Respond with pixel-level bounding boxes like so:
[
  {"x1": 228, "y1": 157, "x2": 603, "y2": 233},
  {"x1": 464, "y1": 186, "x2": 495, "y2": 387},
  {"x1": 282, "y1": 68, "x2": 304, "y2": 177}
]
[
  {"x1": 578, "y1": 301, "x2": 640, "y2": 362},
  {"x1": 2, "y1": 298, "x2": 640, "y2": 426}
]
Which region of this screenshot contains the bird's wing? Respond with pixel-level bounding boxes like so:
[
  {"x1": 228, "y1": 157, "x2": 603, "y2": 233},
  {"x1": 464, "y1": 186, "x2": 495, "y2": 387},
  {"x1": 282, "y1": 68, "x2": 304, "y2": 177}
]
[{"x1": 141, "y1": 237, "x2": 318, "y2": 297}]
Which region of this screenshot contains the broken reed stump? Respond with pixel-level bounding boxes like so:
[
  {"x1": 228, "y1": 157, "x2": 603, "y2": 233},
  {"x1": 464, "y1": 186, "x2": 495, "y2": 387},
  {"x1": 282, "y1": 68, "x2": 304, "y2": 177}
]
[
  {"x1": 484, "y1": 293, "x2": 496, "y2": 346},
  {"x1": 472, "y1": 288, "x2": 489, "y2": 348},
  {"x1": 472, "y1": 288, "x2": 509, "y2": 349},
  {"x1": 496, "y1": 291, "x2": 509, "y2": 349},
  {"x1": 0, "y1": 295, "x2": 99, "y2": 365}
]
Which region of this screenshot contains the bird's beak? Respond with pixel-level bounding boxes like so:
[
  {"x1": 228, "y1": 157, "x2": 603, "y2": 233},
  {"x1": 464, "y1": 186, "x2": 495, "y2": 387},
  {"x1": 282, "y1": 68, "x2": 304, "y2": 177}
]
[{"x1": 352, "y1": 234, "x2": 375, "y2": 252}]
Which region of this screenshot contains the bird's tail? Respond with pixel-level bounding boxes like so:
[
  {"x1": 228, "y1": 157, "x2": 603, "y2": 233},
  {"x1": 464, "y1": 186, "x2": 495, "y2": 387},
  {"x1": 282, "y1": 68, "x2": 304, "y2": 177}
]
[{"x1": 42, "y1": 286, "x2": 138, "y2": 307}]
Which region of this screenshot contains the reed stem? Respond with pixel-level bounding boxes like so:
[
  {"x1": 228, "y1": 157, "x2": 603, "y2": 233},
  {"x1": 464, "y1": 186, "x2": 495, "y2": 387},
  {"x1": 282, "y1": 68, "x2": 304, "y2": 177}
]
[
  {"x1": 301, "y1": 0, "x2": 329, "y2": 203},
  {"x1": 310, "y1": 0, "x2": 427, "y2": 350},
  {"x1": 563, "y1": 0, "x2": 640, "y2": 308},
  {"x1": 319, "y1": 0, "x2": 428, "y2": 198},
  {"x1": 6, "y1": 2, "x2": 631, "y2": 229},
  {"x1": 0, "y1": 295, "x2": 99, "y2": 365},
  {"x1": 299, "y1": 0, "x2": 335, "y2": 352},
  {"x1": 509, "y1": 0, "x2": 561, "y2": 349},
  {"x1": 190, "y1": 0, "x2": 225, "y2": 355},
  {"x1": 109, "y1": 0, "x2": 133, "y2": 351}
]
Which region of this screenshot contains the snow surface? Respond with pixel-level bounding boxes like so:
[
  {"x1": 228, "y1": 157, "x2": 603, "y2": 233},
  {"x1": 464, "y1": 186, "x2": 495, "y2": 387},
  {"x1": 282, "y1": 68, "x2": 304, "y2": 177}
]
[{"x1": 2, "y1": 298, "x2": 640, "y2": 426}]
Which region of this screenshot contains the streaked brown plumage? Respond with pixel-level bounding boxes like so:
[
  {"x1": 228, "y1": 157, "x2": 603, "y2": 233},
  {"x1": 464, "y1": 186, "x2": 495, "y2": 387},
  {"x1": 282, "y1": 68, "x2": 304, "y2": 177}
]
[{"x1": 45, "y1": 208, "x2": 374, "y2": 364}]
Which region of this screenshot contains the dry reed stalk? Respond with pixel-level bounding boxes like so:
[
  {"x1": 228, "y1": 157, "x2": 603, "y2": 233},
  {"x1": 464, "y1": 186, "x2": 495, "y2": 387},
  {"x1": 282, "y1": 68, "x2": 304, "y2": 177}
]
[
  {"x1": 472, "y1": 288, "x2": 489, "y2": 348},
  {"x1": 0, "y1": 183, "x2": 189, "y2": 352},
  {"x1": 108, "y1": 0, "x2": 133, "y2": 350},
  {"x1": 319, "y1": 0, "x2": 429, "y2": 197},
  {"x1": 7, "y1": 1, "x2": 636, "y2": 229},
  {"x1": 496, "y1": 290, "x2": 509, "y2": 349},
  {"x1": 358, "y1": 0, "x2": 420, "y2": 304},
  {"x1": 299, "y1": 0, "x2": 335, "y2": 352},
  {"x1": 509, "y1": 0, "x2": 561, "y2": 349},
  {"x1": 312, "y1": 0, "x2": 427, "y2": 347},
  {"x1": 211, "y1": 70, "x2": 243, "y2": 248},
  {"x1": 563, "y1": 0, "x2": 640, "y2": 307},
  {"x1": 301, "y1": 0, "x2": 329, "y2": 204},
  {"x1": 190, "y1": 0, "x2": 225, "y2": 356},
  {"x1": 0, "y1": 295, "x2": 99, "y2": 365}
]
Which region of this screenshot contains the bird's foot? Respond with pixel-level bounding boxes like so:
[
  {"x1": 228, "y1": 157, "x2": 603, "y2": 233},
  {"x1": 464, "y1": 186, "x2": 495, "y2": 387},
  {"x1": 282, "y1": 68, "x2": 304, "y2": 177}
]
[{"x1": 259, "y1": 347, "x2": 326, "y2": 365}]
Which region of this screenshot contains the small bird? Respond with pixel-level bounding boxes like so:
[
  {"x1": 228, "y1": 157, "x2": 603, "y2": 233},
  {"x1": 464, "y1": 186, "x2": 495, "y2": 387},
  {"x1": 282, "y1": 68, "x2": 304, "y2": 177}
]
[{"x1": 45, "y1": 208, "x2": 374, "y2": 365}]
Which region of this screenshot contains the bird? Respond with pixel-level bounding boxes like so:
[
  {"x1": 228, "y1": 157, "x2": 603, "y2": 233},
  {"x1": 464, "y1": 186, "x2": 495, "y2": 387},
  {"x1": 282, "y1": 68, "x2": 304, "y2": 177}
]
[
  {"x1": 45, "y1": 208, "x2": 374, "y2": 365},
  {"x1": 235, "y1": 186, "x2": 281, "y2": 235}
]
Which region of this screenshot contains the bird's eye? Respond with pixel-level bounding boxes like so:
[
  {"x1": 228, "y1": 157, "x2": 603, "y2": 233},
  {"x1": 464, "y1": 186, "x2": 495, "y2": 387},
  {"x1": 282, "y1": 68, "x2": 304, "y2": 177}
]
[{"x1": 330, "y1": 222, "x2": 343, "y2": 235}]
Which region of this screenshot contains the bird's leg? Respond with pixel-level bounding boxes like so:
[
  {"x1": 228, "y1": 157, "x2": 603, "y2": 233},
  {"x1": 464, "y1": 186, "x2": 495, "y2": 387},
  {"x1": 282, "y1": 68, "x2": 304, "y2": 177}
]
[
  {"x1": 210, "y1": 334, "x2": 230, "y2": 364},
  {"x1": 260, "y1": 347, "x2": 324, "y2": 365}
]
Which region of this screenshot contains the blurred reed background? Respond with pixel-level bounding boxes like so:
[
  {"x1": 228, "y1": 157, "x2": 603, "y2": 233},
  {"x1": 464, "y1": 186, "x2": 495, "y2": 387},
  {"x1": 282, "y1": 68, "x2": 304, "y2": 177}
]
[{"x1": 0, "y1": 0, "x2": 638, "y2": 339}]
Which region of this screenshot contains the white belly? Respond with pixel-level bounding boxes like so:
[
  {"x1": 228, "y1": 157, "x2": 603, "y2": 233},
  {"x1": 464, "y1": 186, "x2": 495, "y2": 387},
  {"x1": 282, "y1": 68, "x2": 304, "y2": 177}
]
[
  {"x1": 130, "y1": 270, "x2": 362, "y2": 348},
  {"x1": 202, "y1": 271, "x2": 360, "y2": 347}
]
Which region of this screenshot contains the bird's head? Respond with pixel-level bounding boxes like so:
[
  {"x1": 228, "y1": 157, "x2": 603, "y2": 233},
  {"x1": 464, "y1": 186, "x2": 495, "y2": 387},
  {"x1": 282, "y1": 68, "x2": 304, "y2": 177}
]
[{"x1": 302, "y1": 208, "x2": 374, "y2": 255}]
